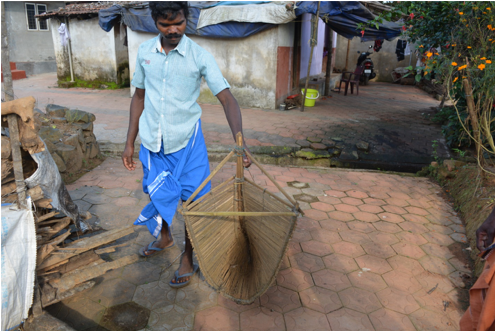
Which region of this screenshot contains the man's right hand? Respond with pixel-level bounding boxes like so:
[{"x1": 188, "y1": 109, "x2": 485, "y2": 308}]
[{"x1": 122, "y1": 145, "x2": 137, "y2": 171}]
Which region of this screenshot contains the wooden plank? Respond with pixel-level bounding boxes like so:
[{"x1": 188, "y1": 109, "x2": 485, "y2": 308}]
[
  {"x1": 94, "y1": 243, "x2": 128, "y2": 255},
  {"x1": 42, "y1": 281, "x2": 95, "y2": 308},
  {"x1": 36, "y1": 211, "x2": 58, "y2": 223},
  {"x1": 37, "y1": 226, "x2": 134, "y2": 270},
  {"x1": 55, "y1": 251, "x2": 101, "y2": 275},
  {"x1": 50, "y1": 254, "x2": 140, "y2": 292},
  {"x1": 6, "y1": 114, "x2": 27, "y2": 209},
  {"x1": 34, "y1": 198, "x2": 53, "y2": 209},
  {"x1": 37, "y1": 244, "x2": 55, "y2": 266}
]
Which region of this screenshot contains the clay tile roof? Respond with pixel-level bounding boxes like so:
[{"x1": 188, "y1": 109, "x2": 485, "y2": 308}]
[{"x1": 36, "y1": 2, "x2": 116, "y2": 18}]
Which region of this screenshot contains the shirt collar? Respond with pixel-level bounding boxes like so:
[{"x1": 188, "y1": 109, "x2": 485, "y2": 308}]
[{"x1": 153, "y1": 34, "x2": 188, "y2": 57}]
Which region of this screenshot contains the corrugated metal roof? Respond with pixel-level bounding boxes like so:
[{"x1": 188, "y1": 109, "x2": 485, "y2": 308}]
[{"x1": 35, "y1": 2, "x2": 122, "y2": 18}]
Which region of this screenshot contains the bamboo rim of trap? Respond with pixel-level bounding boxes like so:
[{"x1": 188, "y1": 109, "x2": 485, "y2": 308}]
[{"x1": 180, "y1": 133, "x2": 301, "y2": 304}]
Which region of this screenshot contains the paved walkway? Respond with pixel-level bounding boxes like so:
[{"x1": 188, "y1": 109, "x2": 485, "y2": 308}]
[
  {"x1": 43, "y1": 156, "x2": 470, "y2": 331},
  {"x1": 12, "y1": 73, "x2": 450, "y2": 171}
]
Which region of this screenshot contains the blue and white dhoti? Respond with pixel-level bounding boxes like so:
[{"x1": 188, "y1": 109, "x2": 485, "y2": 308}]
[{"x1": 134, "y1": 120, "x2": 211, "y2": 237}]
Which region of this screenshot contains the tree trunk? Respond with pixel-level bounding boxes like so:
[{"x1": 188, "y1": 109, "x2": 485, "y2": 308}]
[
  {"x1": 1, "y1": 2, "x2": 14, "y2": 101},
  {"x1": 324, "y1": 28, "x2": 333, "y2": 96}
]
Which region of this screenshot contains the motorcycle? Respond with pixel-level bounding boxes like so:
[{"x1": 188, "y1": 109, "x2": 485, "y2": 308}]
[{"x1": 357, "y1": 45, "x2": 376, "y2": 85}]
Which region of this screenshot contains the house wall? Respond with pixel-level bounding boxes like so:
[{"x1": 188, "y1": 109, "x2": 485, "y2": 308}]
[
  {"x1": 334, "y1": 35, "x2": 417, "y2": 82},
  {"x1": 114, "y1": 24, "x2": 129, "y2": 86},
  {"x1": 51, "y1": 16, "x2": 126, "y2": 84},
  {"x1": 276, "y1": 23, "x2": 295, "y2": 106},
  {"x1": 128, "y1": 25, "x2": 290, "y2": 109},
  {"x1": 3, "y1": 1, "x2": 64, "y2": 75}
]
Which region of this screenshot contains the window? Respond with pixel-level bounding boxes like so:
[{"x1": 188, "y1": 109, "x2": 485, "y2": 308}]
[{"x1": 25, "y1": 3, "x2": 49, "y2": 31}]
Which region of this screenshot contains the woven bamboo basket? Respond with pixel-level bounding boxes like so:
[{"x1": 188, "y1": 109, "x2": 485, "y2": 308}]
[{"x1": 180, "y1": 133, "x2": 300, "y2": 304}]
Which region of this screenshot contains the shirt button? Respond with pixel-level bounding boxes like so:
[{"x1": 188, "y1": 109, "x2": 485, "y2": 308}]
[
  {"x1": 161, "y1": 115, "x2": 164, "y2": 117},
  {"x1": 166, "y1": 61, "x2": 168, "y2": 64},
  {"x1": 163, "y1": 79, "x2": 166, "y2": 82},
  {"x1": 161, "y1": 98, "x2": 164, "y2": 101}
]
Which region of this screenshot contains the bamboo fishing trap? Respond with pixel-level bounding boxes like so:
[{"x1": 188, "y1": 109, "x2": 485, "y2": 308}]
[{"x1": 180, "y1": 133, "x2": 301, "y2": 304}]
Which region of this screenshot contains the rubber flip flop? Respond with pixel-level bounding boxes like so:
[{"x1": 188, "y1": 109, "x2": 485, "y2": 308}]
[
  {"x1": 139, "y1": 240, "x2": 175, "y2": 257},
  {"x1": 169, "y1": 264, "x2": 199, "y2": 288}
]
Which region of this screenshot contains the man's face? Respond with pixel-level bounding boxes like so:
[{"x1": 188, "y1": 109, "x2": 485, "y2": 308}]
[{"x1": 156, "y1": 10, "x2": 187, "y2": 47}]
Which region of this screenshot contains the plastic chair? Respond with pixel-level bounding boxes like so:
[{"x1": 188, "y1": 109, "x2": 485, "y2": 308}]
[{"x1": 338, "y1": 66, "x2": 364, "y2": 96}]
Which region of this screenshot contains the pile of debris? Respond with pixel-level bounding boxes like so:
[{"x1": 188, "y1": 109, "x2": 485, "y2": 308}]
[{"x1": 1, "y1": 96, "x2": 137, "y2": 321}]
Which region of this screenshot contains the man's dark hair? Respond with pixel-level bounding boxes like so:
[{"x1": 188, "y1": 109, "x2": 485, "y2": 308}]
[{"x1": 149, "y1": 2, "x2": 189, "y2": 23}]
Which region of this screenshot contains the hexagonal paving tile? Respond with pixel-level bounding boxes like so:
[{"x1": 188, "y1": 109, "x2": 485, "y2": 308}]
[
  {"x1": 175, "y1": 282, "x2": 218, "y2": 312},
  {"x1": 352, "y1": 211, "x2": 380, "y2": 223},
  {"x1": 367, "y1": 231, "x2": 399, "y2": 245},
  {"x1": 338, "y1": 287, "x2": 382, "y2": 313},
  {"x1": 347, "y1": 221, "x2": 375, "y2": 233},
  {"x1": 322, "y1": 253, "x2": 359, "y2": 274},
  {"x1": 310, "y1": 201, "x2": 335, "y2": 212},
  {"x1": 358, "y1": 204, "x2": 384, "y2": 214},
  {"x1": 369, "y1": 308, "x2": 416, "y2": 331},
  {"x1": 448, "y1": 257, "x2": 471, "y2": 273},
  {"x1": 335, "y1": 204, "x2": 360, "y2": 214},
  {"x1": 284, "y1": 307, "x2": 330, "y2": 331},
  {"x1": 218, "y1": 295, "x2": 260, "y2": 313},
  {"x1": 327, "y1": 211, "x2": 355, "y2": 222},
  {"x1": 299, "y1": 286, "x2": 342, "y2": 313},
  {"x1": 382, "y1": 205, "x2": 407, "y2": 215},
  {"x1": 327, "y1": 308, "x2": 375, "y2": 331},
  {"x1": 372, "y1": 221, "x2": 402, "y2": 234},
  {"x1": 422, "y1": 232, "x2": 455, "y2": 246},
  {"x1": 399, "y1": 221, "x2": 428, "y2": 234},
  {"x1": 413, "y1": 290, "x2": 454, "y2": 315},
  {"x1": 296, "y1": 216, "x2": 321, "y2": 231},
  {"x1": 346, "y1": 190, "x2": 369, "y2": 199},
  {"x1": 392, "y1": 242, "x2": 426, "y2": 259},
  {"x1": 405, "y1": 206, "x2": 430, "y2": 216},
  {"x1": 402, "y1": 213, "x2": 429, "y2": 224},
  {"x1": 355, "y1": 255, "x2": 392, "y2": 274},
  {"x1": 382, "y1": 270, "x2": 422, "y2": 294},
  {"x1": 193, "y1": 306, "x2": 239, "y2": 331},
  {"x1": 149, "y1": 304, "x2": 194, "y2": 330},
  {"x1": 276, "y1": 268, "x2": 314, "y2": 292},
  {"x1": 450, "y1": 233, "x2": 468, "y2": 243},
  {"x1": 303, "y1": 209, "x2": 329, "y2": 221},
  {"x1": 132, "y1": 280, "x2": 176, "y2": 311},
  {"x1": 85, "y1": 278, "x2": 136, "y2": 308},
  {"x1": 414, "y1": 270, "x2": 455, "y2": 294},
  {"x1": 339, "y1": 230, "x2": 371, "y2": 244},
  {"x1": 239, "y1": 307, "x2": 285, "y2": 331},
  {"x1": 287, "y1": 241, "x2": 302, "y2": 256},
  {"x1": 313, "y1": 269, "x2": 352, "y2": 292},
  {"x1": 361, "y1": 242, "x2": 396, "y2": 259},
  {"x1": 300, "y1": 240, "x2": 334, "y2": 257},
  {"x1": 82, "y1": 193, "x2": 113, "y2": 205},
  {"x1": 341, "y1": 197, "x2": 364, "y2": 206},
  {"x1": 332, "y1": 241, "x2": 365, "y2": 258},
  {"x1": 395, "y1": 231, "x2": 428, "y2": 245},
  {"x1": 363, "y1": 198, "x2": 386, "y2": 206},
  {"x1": 347, "y1": 270, "x2": 387, "y2": 292},
  {"x1": 419, "y1": 256, "x2": 456, "y2": 276},
  {"x1": 289, "y1": 252, "x2": 325, "y2": 273},
  {"x1": 376, "y1": 288, "x2": 420, "y2": 314},
  {"x1": 292, "y1": 227, "x2": 313, "y2": 243},
  {"x1": 319, "y1": 219, "x2": 348, "y2": 232},
  {"x1": 122, "y1": 261, "x2": 162, "y2": 286},
  {"x1": 387, "y1": 255, "x2": 425, "y2": 276},
  {"x1": 377, "y1": 213, "x2": 404, "y2": 224},
  {"x1": 384, "y1": 198, "x2": 409, "y2": 207},
  {"x1": 310, "y1": 228, "x2": 341, "y2": 244},
  {"x1": 259, "y1": 286, "x2": 301, "y2": 313},
  {"x1": 408, "y1": 308, "x2": 458, "y2": 331},
  {"x1": 325, "y1": 190, "x2": 347, "y2": 198}
]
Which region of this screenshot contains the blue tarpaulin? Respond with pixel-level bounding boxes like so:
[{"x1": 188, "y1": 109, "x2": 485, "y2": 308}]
[{"x1": 99, "y1": 1, "x2": 401, "y2": 41}]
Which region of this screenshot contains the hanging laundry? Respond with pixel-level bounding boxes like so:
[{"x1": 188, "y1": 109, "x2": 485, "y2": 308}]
[
  {"x1": 404, "y1": 42, "x2": 411, "y2": 56},
  {"x1": 373, "y1": 39, "x2": 383, "y2": 52},
  {"x1": 395, "y1": 39, "x2": 407, "y2": 61},
  {"x1": 58, "y1": 23, "x2": 70, "y2": 47}
]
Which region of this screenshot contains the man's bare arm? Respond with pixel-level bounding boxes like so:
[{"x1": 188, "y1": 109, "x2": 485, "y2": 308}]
[
  {"x1": 122, "y1": 88, "x2": 145, "y2": 171},
  {"x1": 216, "y1": 89, "x2": 251, "y2": 168}
]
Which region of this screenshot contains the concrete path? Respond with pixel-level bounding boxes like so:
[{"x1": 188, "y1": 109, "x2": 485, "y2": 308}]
[
  {"x1": 43, "y1": 156, "x2": 470, "y2": 331},
  {"x1": 12, "y1": 73, "x2": 450, "y2": 171}
]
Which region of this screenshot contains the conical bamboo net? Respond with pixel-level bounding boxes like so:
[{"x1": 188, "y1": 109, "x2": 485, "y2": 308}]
[{"x1": 180, "y1": 133, "x2": 300, "y2": 304}]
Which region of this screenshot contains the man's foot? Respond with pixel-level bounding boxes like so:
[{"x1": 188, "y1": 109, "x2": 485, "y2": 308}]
[
  {"x1": 139, "y1": 239, "x2": 174, "y2": 257},
  {"x1": 169, "y1": 264, "x2": 199, "y2": 288}
]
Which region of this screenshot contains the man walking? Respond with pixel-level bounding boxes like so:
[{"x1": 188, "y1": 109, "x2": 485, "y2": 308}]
[{"x1": 122, "y1": 1, "x2": 251, "y2": 288}]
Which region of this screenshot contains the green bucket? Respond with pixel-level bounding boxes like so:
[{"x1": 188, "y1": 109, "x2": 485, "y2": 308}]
[{"x1": 301, "y1": 88, "x2": 319, "y2": 107}]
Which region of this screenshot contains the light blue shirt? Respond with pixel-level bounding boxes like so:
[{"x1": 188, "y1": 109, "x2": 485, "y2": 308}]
[{"x1": 132, "y1": 34, "x2": 230, "y2": 154}]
